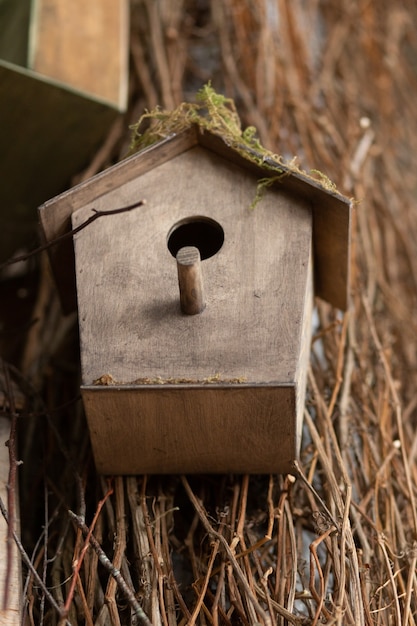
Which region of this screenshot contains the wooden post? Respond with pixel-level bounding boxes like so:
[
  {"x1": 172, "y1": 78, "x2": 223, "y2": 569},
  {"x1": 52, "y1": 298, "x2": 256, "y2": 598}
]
[{"x1": 176, "y1": 246, "x2": 205, "y2": 315}]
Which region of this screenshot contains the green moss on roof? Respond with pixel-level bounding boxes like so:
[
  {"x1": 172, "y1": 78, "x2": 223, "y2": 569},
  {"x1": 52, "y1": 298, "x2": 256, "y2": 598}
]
[
  {"x1": 129, "y1": 83, "x2": 260, "y2": 151},
  {"x1": 129, "y1": 83, "x2": 339, "y2": 195}
]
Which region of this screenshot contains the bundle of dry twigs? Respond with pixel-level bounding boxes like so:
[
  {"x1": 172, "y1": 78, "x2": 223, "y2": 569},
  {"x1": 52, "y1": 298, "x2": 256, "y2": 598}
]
[{"x1": 1, "y1": 1, "x2": 417, "y2": 624}]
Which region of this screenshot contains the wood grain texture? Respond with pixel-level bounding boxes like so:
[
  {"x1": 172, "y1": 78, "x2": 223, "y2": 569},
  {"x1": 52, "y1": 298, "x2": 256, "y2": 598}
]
[
  {"x1": 38, "y1": 128, "x2": 199, "y2": 312},
  {"x1": 82, "y1": 385, "x2": 297, "y2": 474},
  {"x1": 72, "y1": 146, "x2": 312, "y2": 386},
  {"x1": 198, "y1": 131, "x2": 352, "y2": 310},
  {"x1": 72, "y1": 146, "x2": 314, "y2": 473},
  {"x1": 29, "y1": 0, "x2": 129, "y2": 108},
  {"x1": 39, "y1": 126, "x2": 351, "y2": 313},
  {"x1": 176, "y1": 247, "x2": 205, "y2": 315},
  {"x1": 0, "y1": 418, "x2": 21, "y2": 625}
]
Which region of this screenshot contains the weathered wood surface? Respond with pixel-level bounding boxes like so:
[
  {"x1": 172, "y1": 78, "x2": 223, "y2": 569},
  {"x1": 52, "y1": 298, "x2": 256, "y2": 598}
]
[
  {"x1": 39, "y1": 126, "x2": 351, "y2": 313},
  {"x1": 39, "y1": 128, "x2": 198, "y2": 312},
  {"x1": 82, "y1": 385, "x2": 298, "y2": 474},
  {"x1": 72, "y1": 146, "x2": 313, "y2": 473},
  {"x1": 198, "y1": 131, "x2": 351, "y2": 310},
  {"x1": 0, "y1": 418, "x2": 21, "y2": 626},
  {"x1": 30, "y1": 0, "x2": 128, "y2": 108},
  {"x1": 72, "y1": 146, "x2": 312, "y2": 385}
]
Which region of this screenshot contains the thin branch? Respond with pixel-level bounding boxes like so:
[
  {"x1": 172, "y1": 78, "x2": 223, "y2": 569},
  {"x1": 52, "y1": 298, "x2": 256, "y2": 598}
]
[
  {"x1": 293, "y1": 458, "x2": 340, "y2": 531},
  {"x1": 2, "y1": 363, "x2": 19, "y2": 611},
  {"x1": 181, "y1": 475, "x2": 301, "y2": 626},
  {"x1": 0, "y1": 200, "x2": 145, "y2": 272},
  {"x1": 68, "y1": 510, "x2": 153, "y2": 626},
  {"x1": 61, "y1": 480, "x2": 114, "y2": 622},
  {"x1": 0, "y1": 496, "x2": 70, "y2": 625}
]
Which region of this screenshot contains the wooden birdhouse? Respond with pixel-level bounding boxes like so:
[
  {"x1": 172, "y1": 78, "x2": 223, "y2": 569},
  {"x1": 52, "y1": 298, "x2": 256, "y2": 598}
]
[{"x1": 39, "y1": 123, "x2": 351, "y2": 475}]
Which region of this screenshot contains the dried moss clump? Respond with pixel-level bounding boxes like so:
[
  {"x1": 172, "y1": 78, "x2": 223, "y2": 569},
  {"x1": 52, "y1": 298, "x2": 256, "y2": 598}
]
[
  {"x1": 93, "y1": 372, "x2": 248, "y2": 386},
  {"x1": 129, "y1": 82, "x2": 263, "y2": 153},
  {"x1": 129, "y1": 83, "x2": 339, "y2": 196}
]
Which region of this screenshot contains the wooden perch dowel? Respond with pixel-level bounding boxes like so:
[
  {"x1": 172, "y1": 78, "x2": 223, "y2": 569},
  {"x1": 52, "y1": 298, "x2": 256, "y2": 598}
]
[{"x1": 176, "y1": 246, "x2": 205, "y2": 315}]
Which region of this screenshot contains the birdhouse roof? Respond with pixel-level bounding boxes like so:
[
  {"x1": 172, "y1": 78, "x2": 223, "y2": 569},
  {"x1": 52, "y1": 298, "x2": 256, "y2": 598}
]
[{"x1": 39, "y1": 124, "x2": 352, "y2": 312}]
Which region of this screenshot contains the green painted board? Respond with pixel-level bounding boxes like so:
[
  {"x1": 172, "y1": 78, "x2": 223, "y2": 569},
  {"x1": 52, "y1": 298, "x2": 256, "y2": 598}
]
[{"x1": 0, "y1": 60, "x2": 120, "y2": 263}]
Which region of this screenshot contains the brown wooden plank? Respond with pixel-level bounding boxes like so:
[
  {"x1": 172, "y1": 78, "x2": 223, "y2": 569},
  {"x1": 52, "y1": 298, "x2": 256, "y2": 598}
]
[
  {"x1": 30, "y1": 0, "x2": 129, "y2": 108},
  {"x1": 72, "y1": 147, "x2": 312, "y2": 387},
  {"x1": 312, "y1": 197, "x2": 352, "y2": 311},
  {"x1": 82, "y1": 385, "x2": 297, "y2": 474}
]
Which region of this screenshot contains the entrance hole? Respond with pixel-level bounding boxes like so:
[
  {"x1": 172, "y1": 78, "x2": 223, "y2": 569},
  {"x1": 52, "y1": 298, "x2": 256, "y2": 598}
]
[{"x1": 167, "y1": 216, "x2": 224, "y2": 260}]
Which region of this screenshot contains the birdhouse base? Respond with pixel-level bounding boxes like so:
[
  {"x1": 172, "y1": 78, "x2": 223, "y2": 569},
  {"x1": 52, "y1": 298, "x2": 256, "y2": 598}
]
[{"x1": 82, "y1": 383, "x2": 302, "y2": 474}]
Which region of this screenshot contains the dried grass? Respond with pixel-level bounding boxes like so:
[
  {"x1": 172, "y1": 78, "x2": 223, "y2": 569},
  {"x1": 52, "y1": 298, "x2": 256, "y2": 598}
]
[{"x1": 2, "y1": 0, "x2": 417, "y2": 624}]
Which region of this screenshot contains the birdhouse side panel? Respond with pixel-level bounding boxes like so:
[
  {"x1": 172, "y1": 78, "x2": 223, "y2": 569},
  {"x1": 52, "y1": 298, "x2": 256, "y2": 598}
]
[{"x1": 313, "y1": 198, "x2": 351, "y2": 310}]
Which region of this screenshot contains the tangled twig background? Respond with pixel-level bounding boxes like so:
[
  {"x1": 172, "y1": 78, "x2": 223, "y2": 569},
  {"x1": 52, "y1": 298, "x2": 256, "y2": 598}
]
[{"x1": 1, "y1": 1, "x2": 417, "y2": 624}]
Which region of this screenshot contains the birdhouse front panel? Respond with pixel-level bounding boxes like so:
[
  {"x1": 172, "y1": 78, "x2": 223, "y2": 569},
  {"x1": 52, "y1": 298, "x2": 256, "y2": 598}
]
[{"x1": 71, "y1": 146, "x2": 314, "y2": 474}]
